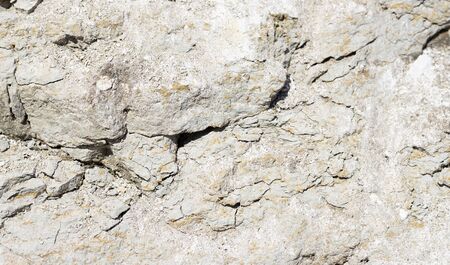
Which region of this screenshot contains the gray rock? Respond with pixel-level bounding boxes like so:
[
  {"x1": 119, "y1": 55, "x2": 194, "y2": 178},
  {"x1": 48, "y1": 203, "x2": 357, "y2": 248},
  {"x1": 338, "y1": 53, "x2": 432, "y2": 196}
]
[
  {"x1": 3, "y1": 178, "x2": 46, "y2": 201},
  {"x1": 0, "y1": 201, "x2": 31, "y2": 220},
  {"x1": 84, "y1": 167, "x2": 113, "y2": 188},
  {"x1": 0, "y1": 49, "x2": 30, "y2": 137},
  {"x1": 0, "y1": 138, "x2": 9, "y2": 152},
  {"x1": 106, "y1": 134, "x2": 178, "y2": 184},
  {"x1": 12, "y1": 0, "x2": 41, "y2": 13},
  {"x1": 98, "y1": 216, "x2": 121, "y2": 231},
  {"x1": 37, "y1": 157, "x2": 61, "y2": 177},
  {"x1": 46, "y1": 161, "x2": 85, "y2": 198},
  {"x1": 0, "y1": 0, "x2": 449, "y2": 264},
  {"x1": 15, "y1": 58, "x2": 64, "y2": 86},
  {"x1": 206, "y1": 206, "x2": 236, "y2": 232},
  {"x1": 101, "y1": 198, "x2": 130, "y2": 219},
  {"x1": 0, "y1": 166, "x2": 35, "y2": 198},
  {"x1": 232, "y1": 127, "x2": 263, "y2": 142}
]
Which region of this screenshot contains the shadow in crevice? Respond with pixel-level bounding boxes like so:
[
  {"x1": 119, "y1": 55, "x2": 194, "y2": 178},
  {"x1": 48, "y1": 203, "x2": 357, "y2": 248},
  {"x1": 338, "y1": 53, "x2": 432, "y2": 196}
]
[
  {"x1": 0, "y1": 0, "x2": 12, "y2": 9},
  {"x1": 176, "y1": 126, "x2": 226, "y2": 148},
  {"x1": 269, "y1": 74, "x2": 291, "y2": 108},
  {"x1": 423, "y1": 25, "x2": 450, "y2": 50}
]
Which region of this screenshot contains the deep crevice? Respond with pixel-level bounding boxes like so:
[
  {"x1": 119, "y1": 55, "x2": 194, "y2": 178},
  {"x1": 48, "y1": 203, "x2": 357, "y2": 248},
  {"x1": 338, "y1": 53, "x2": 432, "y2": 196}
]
[
  {"x1": 310, "y1": 51, "x2": 357, "y2": 68},
  {"x1": 176, "y1": 126, "x2": 226, "y2": 148},
  {"x1": 309, "y1": 70, "x2": 328, "y2": 84},
  {"x1": 5, "y1": 84, "x2": 16, "y2": 120},
  {"x1": 423, "y1": 24, "x2": 450, "y2": 50},
  {"x1": 224, "y1": 202, "x2": 241, "y2": 209},
  {"x1": 310, "y1": 37, "x2": 377, "y2": 67},
  {"x1": 431, "y1": 161, "x2": 450, "y2": 176},
  {"x1": 269, "y1": 74, "x2": 291, "y2": 108}
]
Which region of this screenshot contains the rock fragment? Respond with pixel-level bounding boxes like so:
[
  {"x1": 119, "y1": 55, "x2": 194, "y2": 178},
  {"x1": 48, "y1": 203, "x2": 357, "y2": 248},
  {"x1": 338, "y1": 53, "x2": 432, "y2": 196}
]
[
  {"x1": 101, "y1": 198, "x2": 130, "y2": 219},
  {"x1": 98, "y1": 215, "x2": 122, "y2": 231},
  {"x1": 0, "y1": 201, "x2": 31, "y2": 220},
  {"x1": 206, "y1": 206, "x2": 236, "y2": 231},
  {"x1": 3, "y1": 178, "x2": 46, "y2": 200},
  {"x1": 12, "y1": 0, "x2": 42, "y2": 13},
  {"x1": 37, "y1": 157, "x2": 61, "y2": 177},
  {"x1": 232, "y1": 127, "x2": 263, "y2": 142},
  {"x1": 84, "y1": 167, "x2": 113, "y2": 188},
  {"x1": 0, "y1": 167, "x2": 35, "y2": 197},
  {"x1": 0, "y1": 137, "x2": 9, "y2": 152},
  {"x1": 15, "y1": 58, "x2": 64, "y2": 86},
  {"x1": 221, "y1": 182, "x2": 269, "y2": 207},
  {"x1": 0, "y1": 49, "x2": 15, "y2": 80},
  {"x1": 96, "y1": 76, "x2": 114, "y2": 91},
  {"x1": 62, "y1": 146, "x2": 109, "y2": 162},
  {"x1": 46, "y1": 161, "x2": 85, "y2": 198},
  {"x1": 107, "y1": 134, "x2": 178, "y2": 187}
]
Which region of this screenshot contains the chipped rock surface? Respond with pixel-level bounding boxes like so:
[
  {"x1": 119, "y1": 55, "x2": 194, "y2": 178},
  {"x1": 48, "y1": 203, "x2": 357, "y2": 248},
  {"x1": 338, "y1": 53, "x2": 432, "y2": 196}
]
[{"x1": 0, "y1": 0, "x2": 449, "y2": 264}]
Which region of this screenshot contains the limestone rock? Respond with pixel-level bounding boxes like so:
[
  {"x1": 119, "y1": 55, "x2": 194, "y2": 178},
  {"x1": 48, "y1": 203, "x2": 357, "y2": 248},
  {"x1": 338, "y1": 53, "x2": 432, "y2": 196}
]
[
  {"x1": 0, "y1": 137, "x2": 9, "y2": 152},
  {"x1": 2, "y1": 178, "x2": 46, "y2": 201},
  {"x1": 15, "y1": 57, "x2": 64, "y2": 86},
  {"x1": 0, "y1": 49, "x2": 29, "y2": 136},
  {"x1": 46, "y1": 161, "x2": 85, "y2": 198},
  {"x1": 0, "y1": 162, "x2": 36, "y2": 197},
  {"x1": 436, "y1": 167, "x2": 450, "y2": 188},
  {"x1": 106, "y1": 134, "x2": 178, "y2": 187},
  {"x1": 206, "y1": 206, "x2": 237, "y2": 231},
  {"x1": 221, "y1": 182, "x2": 270, "y2": 207},
  {"x1": 97, "y1": 214, "x2": 122, "y2": 231},
  {"x1": 37, "y1": 157, "x2": 61, "y2": 177},
  {"x1": 101, "y1": 198, "x2": 130, "y2": 220},
  {"x1": 0, "y1": 201, "x2": 31, "y2": 220},
  {"x1": 12, "y1": 0, "x2": 41, "y2": 13},
  {"x1": 84, "y1": 167, "x2": 113, "y2": 188},
  {"x1": 62, "y1": 146, "x2": 109, "y2": 162},
  {"x1": 0, "y1": 0, "x2": 449, "y2": 264},
  {"x1": 232, "y1": 127, "x2": 263, "y2": 142}
]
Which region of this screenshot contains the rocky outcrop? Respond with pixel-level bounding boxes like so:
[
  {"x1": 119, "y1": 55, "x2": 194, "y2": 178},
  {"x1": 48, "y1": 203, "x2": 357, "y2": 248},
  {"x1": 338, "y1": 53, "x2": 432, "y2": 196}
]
[{"x1": 0, "y1": 0, "x2": 449, "y2": 264}]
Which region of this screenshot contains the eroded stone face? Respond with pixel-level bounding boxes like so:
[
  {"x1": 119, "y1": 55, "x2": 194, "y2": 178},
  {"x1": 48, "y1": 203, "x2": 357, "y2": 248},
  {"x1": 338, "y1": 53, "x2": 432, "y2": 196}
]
[{"x1": 0, "y1": 0, "x2": 449, "y2": 264}]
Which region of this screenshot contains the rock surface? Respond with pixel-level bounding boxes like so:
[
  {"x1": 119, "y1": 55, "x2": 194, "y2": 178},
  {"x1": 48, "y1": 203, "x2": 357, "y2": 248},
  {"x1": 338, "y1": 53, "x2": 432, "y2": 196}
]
[{"x1": 0, "y1": 0, "x2": 449, "y2": 264}]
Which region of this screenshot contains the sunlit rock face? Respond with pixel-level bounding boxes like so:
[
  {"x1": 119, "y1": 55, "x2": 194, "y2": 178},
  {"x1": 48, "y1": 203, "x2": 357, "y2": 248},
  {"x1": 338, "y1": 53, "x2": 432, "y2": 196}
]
[{"x1": 0, "y1": 0, "x2": 449, "y2": 264}]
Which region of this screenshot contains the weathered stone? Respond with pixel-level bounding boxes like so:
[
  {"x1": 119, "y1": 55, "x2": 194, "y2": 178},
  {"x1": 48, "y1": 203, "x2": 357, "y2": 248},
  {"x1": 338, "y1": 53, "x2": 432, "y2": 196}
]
[
  {"x1": 62, "y1": 146, "x2": 109, "y2": 162},
  {"x1": 221, "y1": 182, "x2": 269, "y2": 207},
  {"x1": 46, "y1": 161, "x2": 85, "y2": 198},
  {"x1": 84, "y1": 167, "x2": 113, "y2": 188},
  {"x1": 3, "y1": 178, "x2": 46, "y2": 201},
  {"x1": 206, "y1": 206, "x2": 237, "y2": 232},
  {"x1": 0, "y1": 201, "x2": 31, "y2": 220},
  {"x1": 101, "y1": 198, "x2": 130, "y2": 220},
  {"x1": 0, "y1": 0, "x2": 449, "y2": 264},
  {"x1": 0, "y1": 137, "x2": 9, "y2": 152},
  {"x1": 0, "y1": 165, "x2": 35, "y2": 198},
  {"x1": 12, "y1": 0, "x2": 41, "y2": 13},
  {"x1": 98, "y1": 215, "x2": 122, "y2": 231},
  {"x1": 0, "y1": 49, "x2": 30, "y2": 136},
  {"x1": 232, "y1": 127, "x2": 263, "y2": 142},
  {"x1": 15, "y1": 58, "x2": 64, "y2": 86},
  {"x1": 37, "y1": 157, "x2": 61, "y2": 177},
  {"x1": 107, "y1": 134, "x2": 178, "y2": 184},
  {"x1": 0, "y1": 244, "x2": 30, "y2": 265}
]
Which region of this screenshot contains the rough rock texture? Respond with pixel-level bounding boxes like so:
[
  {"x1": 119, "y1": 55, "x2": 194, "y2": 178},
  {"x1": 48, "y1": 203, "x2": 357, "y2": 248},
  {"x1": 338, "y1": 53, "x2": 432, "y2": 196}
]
[{"x1": 0, "y1": 0, "x2": 449, "y2": 264}]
